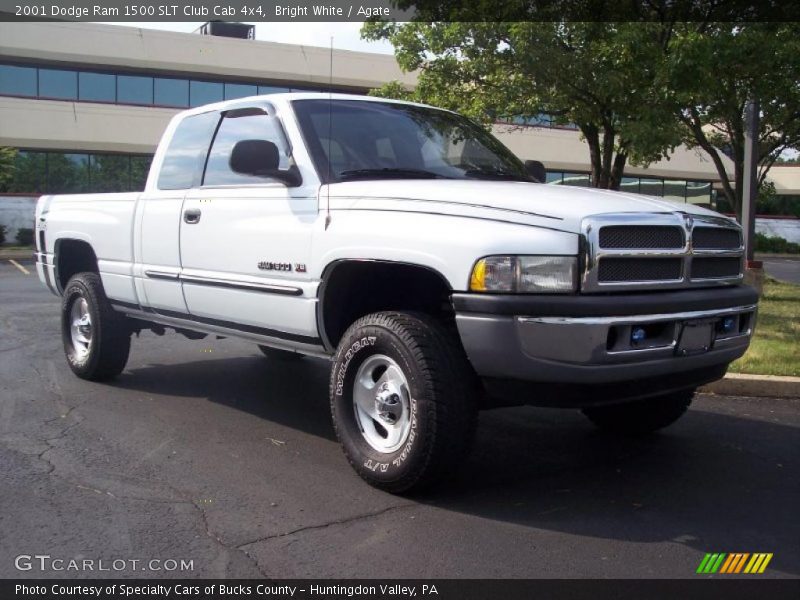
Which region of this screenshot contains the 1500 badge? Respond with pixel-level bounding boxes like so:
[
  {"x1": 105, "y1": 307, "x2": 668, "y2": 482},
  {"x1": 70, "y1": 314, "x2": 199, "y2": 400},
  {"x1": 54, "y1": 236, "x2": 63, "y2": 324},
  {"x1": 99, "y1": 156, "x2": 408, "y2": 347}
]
[{"x1": 258, "y1": 261, "x2": 292, "y2": 272}]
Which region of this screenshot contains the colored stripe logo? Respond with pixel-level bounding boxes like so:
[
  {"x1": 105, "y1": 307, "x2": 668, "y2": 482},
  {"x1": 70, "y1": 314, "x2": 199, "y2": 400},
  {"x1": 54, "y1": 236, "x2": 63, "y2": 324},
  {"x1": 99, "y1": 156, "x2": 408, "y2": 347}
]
[{"x1": 697, "y1": 553, "x2": 773, "y2": 574}]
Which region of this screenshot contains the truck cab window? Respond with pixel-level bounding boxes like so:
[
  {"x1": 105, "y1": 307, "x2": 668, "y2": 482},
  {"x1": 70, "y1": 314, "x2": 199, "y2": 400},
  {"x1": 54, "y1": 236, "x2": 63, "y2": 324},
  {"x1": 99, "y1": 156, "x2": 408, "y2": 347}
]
[
  {"x1": 157, "y1": 112, "x2": 219, "y2": 190},
  {"x1": 203, "y1": 111, "x2": 289, "y2": 186}
]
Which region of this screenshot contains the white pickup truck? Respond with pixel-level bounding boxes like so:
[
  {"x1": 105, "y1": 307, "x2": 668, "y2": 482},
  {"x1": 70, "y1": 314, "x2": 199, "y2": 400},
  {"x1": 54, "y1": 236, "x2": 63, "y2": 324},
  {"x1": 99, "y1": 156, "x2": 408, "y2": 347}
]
[{"x1": 35, "y1": 93, "x2": 757, "y2": 492}]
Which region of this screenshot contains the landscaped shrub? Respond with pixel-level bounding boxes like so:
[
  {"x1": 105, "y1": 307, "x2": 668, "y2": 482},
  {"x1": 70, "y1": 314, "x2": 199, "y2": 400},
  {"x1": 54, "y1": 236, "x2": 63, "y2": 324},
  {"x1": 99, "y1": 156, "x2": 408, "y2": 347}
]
[
  {"x1": 15, "y1": 227, "x2": 34, "y2": 246},
  {"x1": 755, "y1": 232, "x2": 800, "y2": 254}
]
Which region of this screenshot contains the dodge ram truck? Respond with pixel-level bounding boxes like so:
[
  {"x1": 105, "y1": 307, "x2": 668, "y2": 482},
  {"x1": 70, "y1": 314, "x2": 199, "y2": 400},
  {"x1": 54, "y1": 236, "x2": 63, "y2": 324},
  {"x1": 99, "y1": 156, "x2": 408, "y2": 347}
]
[{"x1": 35, "y1": 93, "x2": 758, "y2": 492}]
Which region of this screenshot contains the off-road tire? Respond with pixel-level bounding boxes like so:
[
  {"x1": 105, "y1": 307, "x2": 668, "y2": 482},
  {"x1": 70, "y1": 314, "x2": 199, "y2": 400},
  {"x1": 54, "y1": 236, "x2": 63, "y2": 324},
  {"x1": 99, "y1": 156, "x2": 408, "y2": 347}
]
[
  {"x1": 330, "y1": 311, "x2": 478, "y2": 493},
  {"x1": 257, "y1": 345, "x2": 304, "y2": 361},
  {"x1": 582, "y1": 389, "x2": 695, "y2": 435},
  {"x1": 61, "y1": 272, "x2": 131, "y2": 381}
]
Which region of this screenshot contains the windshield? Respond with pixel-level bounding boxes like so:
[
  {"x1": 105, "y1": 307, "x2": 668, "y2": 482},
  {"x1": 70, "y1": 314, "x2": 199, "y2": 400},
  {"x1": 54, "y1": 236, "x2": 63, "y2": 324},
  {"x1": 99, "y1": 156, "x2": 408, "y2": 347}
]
[{"x1": 292, "y1": 99, "x2": 532, "y2": 183}]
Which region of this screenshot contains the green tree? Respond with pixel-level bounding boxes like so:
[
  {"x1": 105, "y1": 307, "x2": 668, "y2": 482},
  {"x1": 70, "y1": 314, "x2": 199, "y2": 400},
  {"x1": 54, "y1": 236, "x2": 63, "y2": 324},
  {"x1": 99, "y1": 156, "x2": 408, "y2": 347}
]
[
  {"x1": 664, "y1": 22, "x2": 800, "y2": 220},
  {"x1": 362, "y1": 21, "x2": 682, "y2": 189},
  {"x1": 0, "y1": 147, "x2": 17, "y2": 192}
]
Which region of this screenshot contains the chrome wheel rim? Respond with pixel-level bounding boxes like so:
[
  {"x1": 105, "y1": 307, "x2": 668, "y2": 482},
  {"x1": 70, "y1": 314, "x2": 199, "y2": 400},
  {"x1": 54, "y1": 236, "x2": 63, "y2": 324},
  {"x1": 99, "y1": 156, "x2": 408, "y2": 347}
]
[
  {"x1": 352, "y1": 354, "x2": 412, "y2": 453},
  {"x1": 69, "y1": 297, "x2": 92, "y2": 360}
]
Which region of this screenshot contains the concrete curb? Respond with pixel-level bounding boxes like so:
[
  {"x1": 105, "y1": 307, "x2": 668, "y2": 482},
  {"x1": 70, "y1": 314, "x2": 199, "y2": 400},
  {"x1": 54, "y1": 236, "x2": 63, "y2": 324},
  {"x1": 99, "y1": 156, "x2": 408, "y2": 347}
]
[
  {"x1": 755, "y1": 253, "x2": 800, "y2": 260},
  {"x1": 0, "y1": 249, "x2": 34, "y2": 260},
  {"x1": 700, "y1": 373, "x2": 800, "y2": 398}
]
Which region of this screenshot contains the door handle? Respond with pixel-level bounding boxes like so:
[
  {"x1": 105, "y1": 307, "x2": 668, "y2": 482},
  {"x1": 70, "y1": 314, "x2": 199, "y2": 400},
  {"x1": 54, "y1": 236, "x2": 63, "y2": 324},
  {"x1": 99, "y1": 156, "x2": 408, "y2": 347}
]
[{"x1": 183, "y1": 209, "x2": 201, "y2": 224}]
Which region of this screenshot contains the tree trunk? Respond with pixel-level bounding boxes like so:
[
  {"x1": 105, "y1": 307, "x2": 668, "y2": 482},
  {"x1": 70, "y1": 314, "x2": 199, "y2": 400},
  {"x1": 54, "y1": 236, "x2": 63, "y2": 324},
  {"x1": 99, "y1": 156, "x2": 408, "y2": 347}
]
[{"x1": 609, "y1": 152, "x2": 628, "y2": 190}]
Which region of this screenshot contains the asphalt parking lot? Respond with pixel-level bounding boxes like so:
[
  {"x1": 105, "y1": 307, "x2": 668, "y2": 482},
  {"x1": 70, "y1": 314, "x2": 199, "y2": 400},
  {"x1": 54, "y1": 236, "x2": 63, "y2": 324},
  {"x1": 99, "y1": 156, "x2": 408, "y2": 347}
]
[
  {"x1": 1, "y1": 259, "x2": 798, "y2": 579},
  {"x1": 762, "y1": 257, "x2": 800, "y2": 285}
]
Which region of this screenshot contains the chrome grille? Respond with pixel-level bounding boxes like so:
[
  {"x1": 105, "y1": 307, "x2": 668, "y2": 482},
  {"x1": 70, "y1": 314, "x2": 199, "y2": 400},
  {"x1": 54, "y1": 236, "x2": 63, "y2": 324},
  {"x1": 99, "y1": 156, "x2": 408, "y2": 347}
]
[
  {"x1": 599, "y1": 226, "x2": 684, "y2": 249},
  {"x1": 691, "y1": 257, "x2": 742, "y2": 279},
  {"x1": 598, "y1": 258, "x2": 683, "y2": 282},
  {"x1": 581, "y1": 213, "x2": 744, "y2": 292},
  {"x1": 692, "y1": 227, "x2": 742, "y2": 250}
]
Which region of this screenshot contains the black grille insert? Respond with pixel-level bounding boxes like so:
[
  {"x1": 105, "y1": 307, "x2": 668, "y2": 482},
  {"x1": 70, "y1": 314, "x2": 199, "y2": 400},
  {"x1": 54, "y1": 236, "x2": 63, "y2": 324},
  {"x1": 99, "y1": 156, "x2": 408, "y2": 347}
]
[
  {"x1": 692, "y1": 227, "x2": 741, "y2": 250},
  {"x1": 598, "y1": 226, "x2": 684, "y2": 249},
  {"x1": 691, "y1": 257, "x2": 741, "y2": 279},
  {"x1": 598, "y1": 258, "x2": 683, "y2": 282}
]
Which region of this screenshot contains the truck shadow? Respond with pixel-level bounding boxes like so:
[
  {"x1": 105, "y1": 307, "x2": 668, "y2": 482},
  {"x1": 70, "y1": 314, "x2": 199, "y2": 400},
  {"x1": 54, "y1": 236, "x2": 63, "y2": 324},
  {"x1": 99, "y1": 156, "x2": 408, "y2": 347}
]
[{"x1": 116, "y1": 353, "x2": 800, "y2": 575}]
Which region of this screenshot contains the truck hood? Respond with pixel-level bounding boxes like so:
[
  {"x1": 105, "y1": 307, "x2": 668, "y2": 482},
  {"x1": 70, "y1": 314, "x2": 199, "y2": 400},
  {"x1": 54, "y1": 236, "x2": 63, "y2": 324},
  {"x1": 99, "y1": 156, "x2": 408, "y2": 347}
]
[{"x1": 326, "y1": 180, "x2": 730, "y2": 233}]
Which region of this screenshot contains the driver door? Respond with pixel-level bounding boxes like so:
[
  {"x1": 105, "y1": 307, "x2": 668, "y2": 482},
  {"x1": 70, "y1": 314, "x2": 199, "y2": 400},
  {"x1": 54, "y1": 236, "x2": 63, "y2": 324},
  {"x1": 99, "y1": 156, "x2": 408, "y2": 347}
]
[{"x1": 179, "y1": 106, "x2": 320, "y2": 348}]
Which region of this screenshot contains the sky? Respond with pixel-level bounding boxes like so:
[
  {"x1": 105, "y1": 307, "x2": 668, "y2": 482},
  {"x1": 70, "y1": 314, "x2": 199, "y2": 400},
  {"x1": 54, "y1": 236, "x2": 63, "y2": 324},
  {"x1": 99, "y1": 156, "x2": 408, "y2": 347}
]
[{"x1": 102, "y1": 22, "x2": 394, "y2": 54}]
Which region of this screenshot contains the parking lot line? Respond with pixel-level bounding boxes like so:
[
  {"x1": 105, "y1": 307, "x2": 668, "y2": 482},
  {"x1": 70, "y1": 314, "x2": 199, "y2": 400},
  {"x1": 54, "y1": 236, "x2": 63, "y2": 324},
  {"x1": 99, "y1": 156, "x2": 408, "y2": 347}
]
[{"x1": 8, "y1": 259, "x2": 30, "y2": 275}]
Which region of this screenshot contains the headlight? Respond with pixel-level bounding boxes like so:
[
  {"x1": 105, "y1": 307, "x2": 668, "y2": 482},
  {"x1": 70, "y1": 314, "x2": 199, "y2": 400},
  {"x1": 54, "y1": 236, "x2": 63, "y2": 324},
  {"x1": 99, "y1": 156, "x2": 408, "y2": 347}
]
[{"x1": 470, "y1": 255, "x2": 578, "y2": 293}]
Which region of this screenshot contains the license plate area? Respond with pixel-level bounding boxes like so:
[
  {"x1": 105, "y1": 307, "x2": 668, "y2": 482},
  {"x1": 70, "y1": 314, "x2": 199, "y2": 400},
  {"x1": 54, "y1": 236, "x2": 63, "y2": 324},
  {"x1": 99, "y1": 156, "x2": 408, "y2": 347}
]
[{"x1": 676, "y1": 319, "x2": 715, "y2": 356}]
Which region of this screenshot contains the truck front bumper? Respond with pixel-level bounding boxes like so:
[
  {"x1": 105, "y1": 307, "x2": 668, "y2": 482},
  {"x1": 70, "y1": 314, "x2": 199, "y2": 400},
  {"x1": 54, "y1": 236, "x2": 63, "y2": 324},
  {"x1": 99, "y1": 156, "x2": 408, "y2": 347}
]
[{"x1": 453, "y1": 285, "x2": 758, "y2": 404}]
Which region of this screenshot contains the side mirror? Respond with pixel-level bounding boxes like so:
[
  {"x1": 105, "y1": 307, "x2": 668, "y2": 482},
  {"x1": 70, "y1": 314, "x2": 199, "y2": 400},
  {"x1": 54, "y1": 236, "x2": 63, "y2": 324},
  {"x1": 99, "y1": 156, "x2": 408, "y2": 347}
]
[
  {"x1": 524, "y1": 160, "x2": 547, "y2": 183},
  {"x1": 229, "y1": 139, "x2": 301, "y2": 186},
  {"x1": 230, "y1": 139, "x2": 280, "y2": 175}
]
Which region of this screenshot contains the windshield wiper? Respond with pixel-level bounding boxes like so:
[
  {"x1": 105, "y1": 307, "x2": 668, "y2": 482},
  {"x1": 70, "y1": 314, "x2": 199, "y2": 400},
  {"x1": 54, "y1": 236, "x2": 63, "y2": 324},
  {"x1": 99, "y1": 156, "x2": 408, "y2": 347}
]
[
  {"x1": 463, "y1": 167, "x2": 531, "y2": 182},
  {"x1": 338, "y1": 168, "x2": 449, "y2": 181}
]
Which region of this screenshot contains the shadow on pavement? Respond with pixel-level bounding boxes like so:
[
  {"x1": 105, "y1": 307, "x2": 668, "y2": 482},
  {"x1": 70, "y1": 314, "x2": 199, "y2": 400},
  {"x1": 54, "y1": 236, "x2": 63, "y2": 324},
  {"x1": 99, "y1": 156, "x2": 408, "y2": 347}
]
[{"x1": 116, "y1": 355, "x2": 800, "y2": 576}]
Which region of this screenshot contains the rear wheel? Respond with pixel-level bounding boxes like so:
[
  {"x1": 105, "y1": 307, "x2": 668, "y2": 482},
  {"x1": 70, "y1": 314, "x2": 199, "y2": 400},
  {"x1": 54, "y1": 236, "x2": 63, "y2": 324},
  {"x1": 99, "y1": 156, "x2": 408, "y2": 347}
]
[
  {"x1": 61, "y1": 272, "x2": 131, "y2": 381},
  {"x1": 582, "y1": 389, "x2": 695, "y2": 435},
  {"x1": 257, "y1": 345, "x2": 304, "y2": 361},
  {"x1": 330, "y1": 311, "x2": 478, "y2": 493}
]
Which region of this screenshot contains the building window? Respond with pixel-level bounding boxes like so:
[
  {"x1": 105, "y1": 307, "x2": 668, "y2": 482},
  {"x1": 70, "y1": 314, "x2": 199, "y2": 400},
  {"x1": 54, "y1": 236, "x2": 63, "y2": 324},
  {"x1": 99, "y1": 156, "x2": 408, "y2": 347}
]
[
  {"x1": 687, "y1": 180, "x2": 712, "y2": 206},
  {"x1": 258, "y1": 85, "x2": 291, "y2": 95},
  {"x1": 47, "y1": 153, "x2": 89, "y2": 193},
  {"x1": 79, "y1": 72, "x2": 116, "y2": 103},
  {"x1": 190, "y1": 81, "x2": 223, "y2": 107},
  {"x1": 639, "y1": 178, "x2": 664, "y2": 197},
  {"x1": 224, "y1": 83, "x2": 258, "y2": 100},
  {"x1": 39, "y1": 68, "x2": 77, "y2": 100},
  {"x1": 117, "y1": 75, "x2": 153, "y2": 105},
  {"x1": 154, "y1": 77, "x2": 189, "y2": 107},
  {"x1": 663, "y1": 179, "x2": 688, "y2": 203},
  {"x1": 545, "y1": 170, "x2": 714, "y2": 206},
  {"x1": 0, "y1": 64, "x2": 37, "y2": 97},
  {"x1": 0, "y1": 150, "x2": 154, "y2": 195},
  {"x1": 0, "y1": 61, "x2": 352, "y2": 109},
  {"x1": 561, "y1": 172, "x2": 591, "y2": 187}
]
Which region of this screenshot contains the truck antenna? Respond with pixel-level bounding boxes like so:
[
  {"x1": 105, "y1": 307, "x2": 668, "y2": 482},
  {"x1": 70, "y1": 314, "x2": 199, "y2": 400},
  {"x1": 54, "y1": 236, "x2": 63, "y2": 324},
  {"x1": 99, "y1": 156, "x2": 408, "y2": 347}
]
[{"x1": 324, "y1": 36, "x2": 333, "y2": 230}]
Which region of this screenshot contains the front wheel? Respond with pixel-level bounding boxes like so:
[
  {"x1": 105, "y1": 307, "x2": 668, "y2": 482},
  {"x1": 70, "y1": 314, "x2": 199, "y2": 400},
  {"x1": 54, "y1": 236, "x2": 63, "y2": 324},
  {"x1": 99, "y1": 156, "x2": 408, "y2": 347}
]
[
  {"x1": 61, "y1": 272, "x2": 131, "y2": 381},
  {"x1": 582, "y1": 389, "x2": 695, "y2": 435},
  {"x1": 330, "y1": 311, "x2": 478, "y2": 493}
]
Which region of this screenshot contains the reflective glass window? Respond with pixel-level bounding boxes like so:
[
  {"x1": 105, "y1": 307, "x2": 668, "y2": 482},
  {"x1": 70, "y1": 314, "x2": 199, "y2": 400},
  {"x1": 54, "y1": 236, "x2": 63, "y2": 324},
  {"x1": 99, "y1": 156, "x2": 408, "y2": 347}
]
[
  {"x1": 639, "y1": 178, "x2": 664, "y2": 197},
  {"x1": 619, "y1": 176, "x2": 640, "y2": 194},
  {"x1": 224, "y1": 83, "x2": 257, "y2": 100},
  {"x1": 0, "y1": 64, "x2": 37, "y2": 96},
  {"x1": 154, "y1": 77, "x2": 189, "y2": 107},
  {"x1": 686, "y1": 180, "x2": 712, "y2": 205},
  {"x1": 663, "y1": 179, "x2": 687, "y2": 203},
  {"x1": 561, "y1": 172, "x2": 590, "y2": 187},
  {"x1": 39, "y1": 69, "x2": 77, "y2": 100},
  {"x1": 117, "y1": 75, "x2": 153, "y2": 105},
  {"x1": 7, "y1": 151, "x2": 46, "y2": 193},
  {"x1": 47, "y1": 153, "x2": 88, "y2": 193},
  {"x1": 89, "y1": 154, "x2": 130, "y2": 192},
  {"x1": 79, "y1": 72, "x2": 115, "y2": 102},
  {"x1": 258, "y1": 85, "x2": 290, "y2": 96},
  {"x1": 190, "y1": 81, "x2": 223, "y2": 107},
  {"x1": 545, "y1": 171, "x2": 563, "y2": 184},
  {"x1": 131, "y1": 156, "x2": 153, "y2": 190}
]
